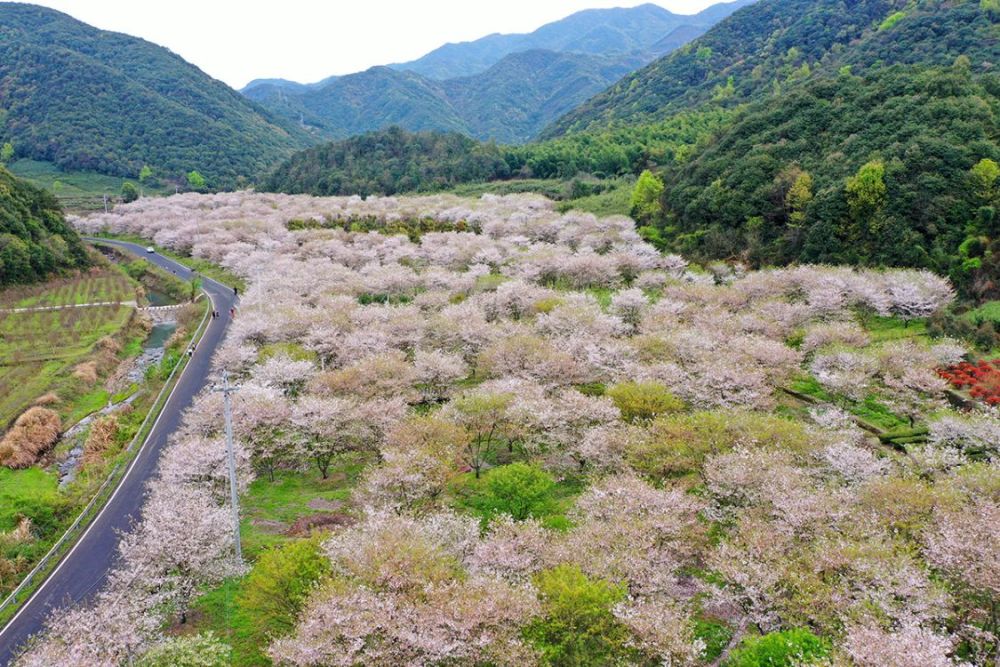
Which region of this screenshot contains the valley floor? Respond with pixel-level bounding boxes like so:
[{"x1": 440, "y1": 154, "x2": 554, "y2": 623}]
[{"x1": 14, "y1": 191, "x2": 999, "y2": 666}]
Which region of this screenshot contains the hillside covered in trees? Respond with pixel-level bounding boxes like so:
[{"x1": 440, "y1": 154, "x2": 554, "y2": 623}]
[
  {"x1": 0, "y1": 3, "x2": 309, "y2": 188},
  {"x1": 0, "y1": 167, "x2": 88, "y2": 286},
  {"x1": 647, "y1": 62, "x2": 1000, "y2": 299},
  {"x1": 263, "y1": 110, "x2": 733, "y2": 196},
  {"x1": 542, "y1": 0, "x2": 998, "y2": 136}
]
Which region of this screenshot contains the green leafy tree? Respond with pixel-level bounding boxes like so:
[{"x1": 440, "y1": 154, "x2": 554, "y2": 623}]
[
  {"x1": 970, "y1": 158, "x2": 999, "y2": 204},
  {"x1": 187, "y1": 170, "x2": 206, "y2": 191},
  {"x1": 468, "y1": 462, "x2": 557, "y2": 521},
  {"x1": 237, "y1": 537, "x2": 332, "y2": 648},
  {"x1": 136, "y1": 632, "x2": 230, "y2": 667},
  {"x1": 121, "y1": 181, "x2": 139, "y2": 203},
  {"x1": 526, "y1": 564, "x2": 633, "y2": 666},
  {"x1": 630, "y1": 170, "x2": 665, "y2": 224},
  {"x1": 845, "y1": 160, "x2": 887, "y2": 220},
  {"x1": 607, "y1": 381, "x2": 684, "y2": 423},
  {"x1": 0, "y1": 142, "x2": 13, "y2": 166},
  {"x1": 139, "y1": 164, "x2": 153, "y2": 184},
  {"x1": 784, "y1": 170, "x2": 813, "y2": 227},
  {"x1": 725, "y1": 628, "x2": 830, "y2": 667}
]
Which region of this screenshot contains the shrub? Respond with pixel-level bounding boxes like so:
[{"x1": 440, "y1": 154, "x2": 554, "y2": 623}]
[
  {"x1": 525, "y1": 564, "x2": 633, "y2": 666},
  {"x1": 31, "y1": 393, "x2": 60, "y2": 406},
  {"x1": 606, "y1": 381, "x2": 684, "y2": 423},
  {"x1": 724, "y1": 628, "x2": 830, "y2": 667},
  {"x1": 0, "y1": 407, "x2": 61, "y2": 468},
  {"x1": 236, "y1": 536, "x2": 332, "y2": 645},
  {"x1": 467, "y1": 462, "x2": 557, "y2": 522},
  {"x1": 627, "y1": 411, "x2": 811, "y2": 478}
]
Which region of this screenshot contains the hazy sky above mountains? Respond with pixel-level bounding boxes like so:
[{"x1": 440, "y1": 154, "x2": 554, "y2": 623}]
[{"x1": 24, "y1": 0, "x2": 721, "y2": 88}]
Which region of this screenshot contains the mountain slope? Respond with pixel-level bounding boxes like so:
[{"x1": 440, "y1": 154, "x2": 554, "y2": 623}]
[
  {"x1": 0, "y1": 3, "x2": 309, "y2": 186},
  {"x1": 0, "y1": 167, "x2": 89, "y2": 286},
  {"x1": 390, "y1": 0, "x2": 756, "y2": 80},
  {"x1": 652, "y1": 62, "x2": 1000, "y2": 297},
  {"x1": 444, "y1": 50, "x2": 645, "y2": 143},
  {"x1": 543, "y1": 0, "x2": 998, "y2": 137},
  {"x1": 245, "y1": 50, "x2": 645, "y2": 144}
]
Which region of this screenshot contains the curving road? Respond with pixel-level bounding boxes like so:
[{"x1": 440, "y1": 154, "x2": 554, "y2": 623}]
[{"x1": 0, "y1": 239, "x2": 237, "y2": 665}]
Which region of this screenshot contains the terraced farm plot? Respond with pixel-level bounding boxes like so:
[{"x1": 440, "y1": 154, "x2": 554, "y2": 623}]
[
  {"x1": 0, "y1": 271, "x2": 137, "y2": 425},
  {"x1": 0, "y1": 272, "x2": 134, "y2": 310}
]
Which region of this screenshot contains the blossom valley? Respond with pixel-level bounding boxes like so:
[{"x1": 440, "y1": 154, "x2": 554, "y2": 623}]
[{"x1": 12, "y1": 191, "x2": 999, "y2": 666}]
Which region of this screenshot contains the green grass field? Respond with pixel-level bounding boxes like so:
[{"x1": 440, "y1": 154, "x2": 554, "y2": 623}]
[{"x1": 240, "y1": 457, "x2": 367, "y2": 559}]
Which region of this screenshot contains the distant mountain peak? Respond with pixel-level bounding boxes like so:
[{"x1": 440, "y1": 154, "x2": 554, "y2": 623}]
[{"x1": 386, "y1": 0, "x2": 757, "y2": 80}]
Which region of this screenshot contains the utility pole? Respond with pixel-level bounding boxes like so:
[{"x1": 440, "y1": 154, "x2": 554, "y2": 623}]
[{"x1": 214, "y1": 371, "x2": 243, "y2": 567}]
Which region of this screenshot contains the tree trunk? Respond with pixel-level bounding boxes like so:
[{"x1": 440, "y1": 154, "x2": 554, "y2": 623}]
[{"x1": 711, "y1": 617, "x2": 749, "y2": 667}]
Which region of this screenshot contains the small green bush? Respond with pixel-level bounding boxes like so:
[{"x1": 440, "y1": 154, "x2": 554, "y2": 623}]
[
  {"x1": 525, "y1": 564, "x2": 633, "y2": 666},
  {"x1": 237, "y1": 536, "x2": 332, "y2": 645},
  {"x1": 606, "y1": 381, "x2": 684, "y2": 422},
  {"x1": 467, "y1": 462, "x2": 557, "y2": 521},
  {"x1": 725, "y1": 628, "x2": 830, "y2": 667}
]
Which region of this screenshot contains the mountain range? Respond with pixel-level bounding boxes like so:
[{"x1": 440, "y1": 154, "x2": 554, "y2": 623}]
[
  {"x1": 385, "y1": 2, "x2": 754, "y2": 80},
  {"x1": 543, "y1": 0, "x2": 999, "y2": 136},
  {"x1": 241, "y1": 1, "x2": 756, "y2": 143}
]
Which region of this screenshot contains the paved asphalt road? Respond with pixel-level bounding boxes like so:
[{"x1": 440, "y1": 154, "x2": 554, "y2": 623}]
[{"x1": 0, "y1": 239, "x2": 237, "y2": 665}]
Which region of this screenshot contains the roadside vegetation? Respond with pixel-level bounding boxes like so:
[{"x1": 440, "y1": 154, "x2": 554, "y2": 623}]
[{"x1": 0, "y1": 248, "x2": 209, "y2": 611}]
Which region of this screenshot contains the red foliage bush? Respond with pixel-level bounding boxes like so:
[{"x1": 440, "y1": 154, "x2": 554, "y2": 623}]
[{"x1": 937, "y1": 358, "x2": 1000, "y2": 406}]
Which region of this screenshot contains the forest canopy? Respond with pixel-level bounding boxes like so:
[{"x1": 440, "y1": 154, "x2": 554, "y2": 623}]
[{"x1": 0, "y1": 167, "x2": 89, "y2": 286}]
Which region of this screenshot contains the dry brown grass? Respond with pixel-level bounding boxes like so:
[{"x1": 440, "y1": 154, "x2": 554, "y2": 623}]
[
  {"x1": 96, "y1": 336, "x2": 122, "y2": 355},
  {"x1": 32, "y1": 392, "x2": 60, "y2": 407},
  {"x1": 83, "y1": 413, "x2": 121, "y2": 466},
  {"x1": 72, "y1": 361, "x2": 99, "y2": 385},
  {"x1": 0, "y1": 407, "x2": 61, "y2": 468},
  {"x1": 0, "y1": 518, "x2": 33, "y2": 549},
  {"x1": 177, "y1": 303, "x2": 204, "y2": 330}
]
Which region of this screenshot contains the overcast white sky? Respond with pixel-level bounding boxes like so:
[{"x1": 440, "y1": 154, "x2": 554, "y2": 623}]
[{"x1": 24, "y1": 0, "x2": 721, "y2": 89}]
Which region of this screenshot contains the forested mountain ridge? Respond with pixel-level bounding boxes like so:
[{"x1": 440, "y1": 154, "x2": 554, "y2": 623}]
[
  {"x1": 244, "y1": 50, "x2": 646, "y2": 143},
  {"x1": 0, "y1": 3, "x2": 310, "y2": 187},
  {"x1": 388, "y1": 0, "x2": 757, "y2": 80},
  {"x1": 263, "y1": 109, "x2": 735, "y2": 197},
  {"x1": 0, "y1": 167, "x2": 89, "y2": 286},
  {"x1": 542, "y1": 0, "x2": 998, "y2": 137},
  {"x1": 242, "y1": 1, "x2": 756, "y2": 144}
]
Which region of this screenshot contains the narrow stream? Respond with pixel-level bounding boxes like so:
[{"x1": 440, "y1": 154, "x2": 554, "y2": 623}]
[{"x1": 58, "y1": 319, "x2": 177, "y2": 486}]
